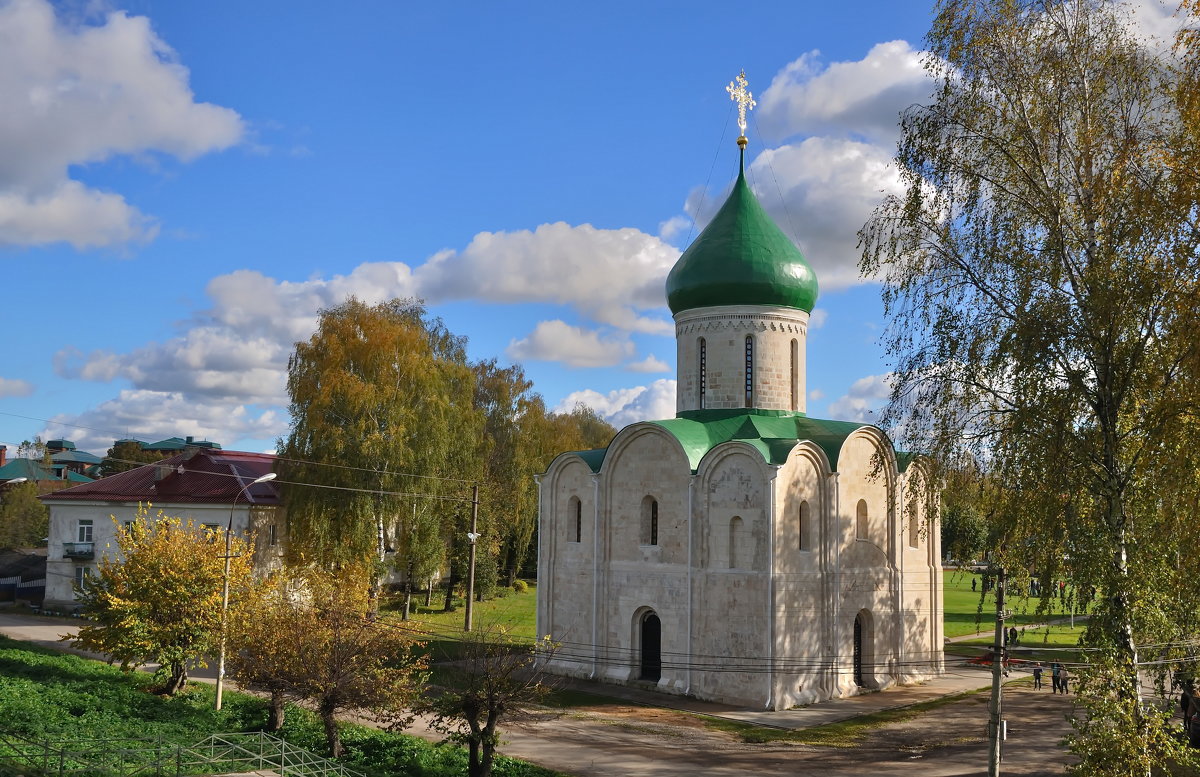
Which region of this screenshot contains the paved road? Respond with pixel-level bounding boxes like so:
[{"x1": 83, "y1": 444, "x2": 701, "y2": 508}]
[{"x1": 0, "y1": 611, "x2": 1076, "y2": 776}]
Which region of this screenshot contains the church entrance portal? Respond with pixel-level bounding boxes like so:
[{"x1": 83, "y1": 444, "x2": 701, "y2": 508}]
[
  {"x1": 853, "y1": 614, "x2": 865, "y2": 687},
  {"x1": 640, "y1": 612, "x2": 661, "y2": 682}
]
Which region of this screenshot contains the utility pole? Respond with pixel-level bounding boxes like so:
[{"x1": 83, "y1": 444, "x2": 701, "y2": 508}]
[
  {"x1": 988, "y1": 564, "x2": 1007, "y2": 777},
  {"x1": 464, "y1": 483, "x2": 480, "y2": 632}
]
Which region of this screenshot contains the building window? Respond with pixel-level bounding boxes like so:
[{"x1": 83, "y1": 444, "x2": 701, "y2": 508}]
[
  {"x1": 569, "y1": 496, "x2": 582, "y2": 543},
  {"x1": 641, "y1": 496, "x2": 659, "y2": 546},
  {"x1": 790, "y1": 338, "x2": 799, "y2": 411},
  {"x1": 729, "y1": 516, "x2": 744, "y2": 568},
  {"x1": 202, "y1": 523, "x2": 221, "y2": 541},
  {"x1": 744, "y1": 336, "x2": 754, "y2": 407},
  {"x1": 799, "y1": 500, "x2": 810, "y2": 551},
  {"x1": 269, "y1": 523, "x2": 278, "y2": 546},
  {"x1": 74, "y1": 566, "x2": 91, "y2": 588},
  {"x1": 698, "y1": 337, "x2": 707, "y2": 409},
  {"x1": 77, "y1": 520, "x2": 93, "y2": 543},
  {"x1": 856, "y1": 500, "x2": 868, "y2": 541}
]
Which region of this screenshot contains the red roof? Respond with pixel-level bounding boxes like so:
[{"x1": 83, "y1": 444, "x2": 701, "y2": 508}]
[{"x1": 40, "y1": 449, "x2": 280, "y2": 506}]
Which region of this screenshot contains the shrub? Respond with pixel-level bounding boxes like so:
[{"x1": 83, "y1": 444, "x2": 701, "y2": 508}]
[{"x1": 512, "y1": 580, "x2": 528, "y2": 594}]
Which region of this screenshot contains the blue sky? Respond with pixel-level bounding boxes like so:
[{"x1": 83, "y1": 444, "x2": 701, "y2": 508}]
[{"x1": 0, "y1": 0, "x2": 1171, "y2": 456}]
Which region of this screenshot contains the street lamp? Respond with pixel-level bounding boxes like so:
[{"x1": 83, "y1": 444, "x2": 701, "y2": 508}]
[
  {"x1": 215, "y1": 471, "x2": 276, "y2": 711},
  {"x1": 463, "y1": 484, "x2": 479, "y2": 632}
]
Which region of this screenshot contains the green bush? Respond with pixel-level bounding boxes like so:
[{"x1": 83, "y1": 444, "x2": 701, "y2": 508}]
[
  {"x1": 512, "y1": 579, "x2": 529, "y2": 594},
  {"x1": 0, "y1": 636, "x2": 562, "y2": 777}
]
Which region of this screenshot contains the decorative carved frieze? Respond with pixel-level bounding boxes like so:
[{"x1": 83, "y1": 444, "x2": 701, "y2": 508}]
[{"x1": 676, "y1": 315, "x2": 808, "y2": 336}]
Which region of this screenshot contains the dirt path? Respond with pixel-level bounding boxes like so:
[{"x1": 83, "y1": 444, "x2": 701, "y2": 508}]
[{"x1": 401, "y1": 686, "x2": 1077, "y2": 777}]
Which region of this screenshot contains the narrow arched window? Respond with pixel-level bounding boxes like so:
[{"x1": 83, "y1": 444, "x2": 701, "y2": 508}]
[
  {"x1": 856, "y1": 499, "x2": 868, "y2": 540},
  {"x1": 698, "y1": 337, "x2": 707, "y2": 409},
  {"x1": 572, "y1": 496, "x2": 583, "y2": 543},
  {"x1": 799, "y1": 500, "x2": 810, "y2": 551},
  {"x1": 790, "y1": 338, "x2": 799, "y2": 411},
  {"x1": 744, "y1": 335, "x2": 754, "y2": 407},
  {"x1": 729, "y1": 516, "x2": 744, "y2": 568},
  {"x1": 641, "y1": 496, "x2": 659, "y2": 546},
  {"x1": 908, "y1": 500, "x2": 920, "y2": 548}
]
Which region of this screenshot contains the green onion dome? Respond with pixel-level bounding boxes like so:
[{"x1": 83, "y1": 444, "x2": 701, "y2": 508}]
[{"x1": 666, "y1": 154, "x2": 818, "y2": 315}]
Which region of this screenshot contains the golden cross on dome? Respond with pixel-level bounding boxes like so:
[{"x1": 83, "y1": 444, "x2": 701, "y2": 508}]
[{"x1": 726, "y1": 70, "x2": 756, "y2": 147}]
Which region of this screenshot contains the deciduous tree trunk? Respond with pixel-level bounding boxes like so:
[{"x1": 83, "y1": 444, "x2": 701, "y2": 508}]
[
  {"x1": 267, "y1": 690, "x2": 286, "y2": 730},
  {"x1": 320, "y1": 701, "x2": 342, "y2": 758}
]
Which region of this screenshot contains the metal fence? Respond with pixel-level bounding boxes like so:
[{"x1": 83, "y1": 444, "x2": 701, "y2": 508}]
[{"x1": 0, "y1": 730, "x2": 364, "y2": 777}]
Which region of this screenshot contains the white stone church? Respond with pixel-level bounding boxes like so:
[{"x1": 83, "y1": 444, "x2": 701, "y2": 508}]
[{"x1": 535, "y1": 89, "x2": 943, "y2": 710}]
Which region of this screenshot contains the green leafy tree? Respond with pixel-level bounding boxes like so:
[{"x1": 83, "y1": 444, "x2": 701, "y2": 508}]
[
  {"x1": 0, "y1": 481, "x2": 48, "y2": 549},
  {"x1": 279, "y1": 298, "x2": 482, "y2": 586},
  {"x1": 100, "y1": 440, "x2": 164, "y2": 476},
  {"x1": 861, "y1": 1, "x2": 1200, "y2": 772},
  {"x1": 231, "y1": 563, "x2": 427, "y2": 757},
  {"x1": 420, "y1": 628, "x2": 557, "y2": 777},
  {"x1": 74, "y1": 509, "x2": 255, "y2": 695}
]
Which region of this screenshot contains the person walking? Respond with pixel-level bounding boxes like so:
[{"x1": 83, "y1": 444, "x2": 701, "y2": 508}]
[
  {"x1": 1060, "y1": 665, "x2": 1071, "y2": 694},
  {"x1": 1051, "y1": 662, "x2": 1062, "y2": 693},
  {"x1": 1032, "y1": 662, "x2": 1044, "y2": 690}
]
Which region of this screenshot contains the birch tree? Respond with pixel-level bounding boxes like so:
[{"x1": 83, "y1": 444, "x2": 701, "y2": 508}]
[
  {"x1": 861, "y1": 1, "x2": 1200, "y2": 772},
  {"x1": 279, "y1": 298, "x2": 481, "y2": 585}
]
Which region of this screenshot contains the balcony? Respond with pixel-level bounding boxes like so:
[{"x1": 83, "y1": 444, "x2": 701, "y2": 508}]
[{"x1": 62, "y1": 542, "x2": 94, "y2": 559}]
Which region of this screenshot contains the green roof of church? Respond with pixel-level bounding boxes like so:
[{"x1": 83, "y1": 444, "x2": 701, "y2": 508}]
[
  {"x1": 565, "y1": 409, "x2": 874, "y2": 474},
  {"x1": 665, "y1": 151, "x2": 818, "y2": 314}
]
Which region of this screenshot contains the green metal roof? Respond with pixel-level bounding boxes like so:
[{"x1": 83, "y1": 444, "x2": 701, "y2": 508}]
[
  {"x1": 0, "y1": 459, "x2": 56, "y2": 482},
  {"x1": 665, "y1": 151, "x2": 818, "y2": 315},
  {"x1": 563, "y1": 410, "x2": 872, "y2": 474},
  {"x1": 51, "y1": 450, "x2": 102, "y2": 465}
]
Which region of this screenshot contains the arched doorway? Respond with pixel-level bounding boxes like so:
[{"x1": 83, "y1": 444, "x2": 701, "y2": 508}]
[
  {"x1": 853, "y1": 614, "x2": 865, "y2": 687},
  {"x1": 640, "y1": 611, "x2": 661, "y2": 682}
]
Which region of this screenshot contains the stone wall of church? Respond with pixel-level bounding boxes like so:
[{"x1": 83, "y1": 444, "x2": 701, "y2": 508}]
[
  {"x1": 687, "y1": 449, "x2": 771, "y2": 706},
  {"x1": 536, "y1": 425, "x2": 943, "y2": 708},
  {"x1": 772, "y1": 447, "x2": 833, "y2": 707},
  {"x1": 898, "y1": 464, "x2": 945, "y2": 681},
  {"x1": 674, "y1": 305, "x2": 809, "y2": 413},
  {"x1": 537, "y1": 457, "x2": 597, "y2": 678},
  {"x1": 597, "y1": 428, "x2": 692, "y2": 690}
]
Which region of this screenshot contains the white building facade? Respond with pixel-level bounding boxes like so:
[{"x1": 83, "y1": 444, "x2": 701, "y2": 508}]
[
  {"x1": 536, "y1": 144, "x2": 943, "y2": 709},
  {"x1": 42, "y1": 449, "x2": 282, "y2": 610}
]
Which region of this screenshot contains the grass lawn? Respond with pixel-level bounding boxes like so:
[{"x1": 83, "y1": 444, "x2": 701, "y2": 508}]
[
  {"x1": 942, "y1": 568, "x2": 1089, "y2": 638},
  {"x1": 382, "y1": 583, "x2": 539, "y2": 661},
  {"x1": 0, "y1": 635, "x2": 560, "y2": 777},
  {"x1": 946, "y1": 623, "x2": 1089, "y2": 664}
]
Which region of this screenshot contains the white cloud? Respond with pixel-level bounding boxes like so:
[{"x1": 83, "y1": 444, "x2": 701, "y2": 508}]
[
  {"x1": 826, "y1": 372, "x2": 894, "y2": 422},
  {"x1": 808, "y1": 308, "x2": 828, "y2": 329},
  {"x1": 625, "y1": 354, "x2": 670, "y2": 374},
  {"x1": 658, "y1": 214, "x2": 691, "y2": 244},
  {"x1": 746, "y1": 137, "x2": 905, "y2": 290},
  {"x1": 0, "y1": 181, "x2": 158, "y2": 248},
  {"x1": 506, "y1": 320, "x2": 634, "y2": 368},
  {"x1": 808, "y1": 388, "x2": 825, "y2": 401},
  {"x1": 0, "y1": 377, "x2": 33, "y2": 397},
  {"x1": 42, "y1": 389, "x2": 285, "y2": 453},
  {"x1": 556, "y1": 379, "x2": 677, "y2": 428},
  {"x1": 51, "y1": 214, "x2": 685, "y2": 445},
  {"x1": 759, "y1": 42, "x2": 931, "y2": 145},
  {"x1": 0, "y1": 0, "x2": 243, "y2": 248},
  {"x1": 415, "y1": 222, "x2": 677, "y2": 335}
]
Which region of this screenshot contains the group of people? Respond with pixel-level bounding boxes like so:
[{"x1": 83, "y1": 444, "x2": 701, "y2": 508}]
[{"x1": 1031, "y1": 661, "x2": 1070, "y2": 693}]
